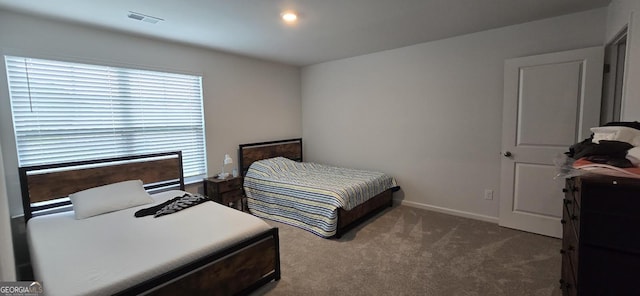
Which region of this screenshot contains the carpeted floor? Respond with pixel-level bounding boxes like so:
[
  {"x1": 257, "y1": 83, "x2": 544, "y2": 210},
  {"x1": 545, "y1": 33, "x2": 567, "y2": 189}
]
[{"x1": 252, "y1": 204, "x2": 562, "y2": 296}]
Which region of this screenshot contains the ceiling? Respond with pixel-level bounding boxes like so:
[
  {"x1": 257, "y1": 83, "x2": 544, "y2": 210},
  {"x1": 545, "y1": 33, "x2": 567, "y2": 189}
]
[{"x1": 0, "y1": 0, "x2": 611, "y2": 66}]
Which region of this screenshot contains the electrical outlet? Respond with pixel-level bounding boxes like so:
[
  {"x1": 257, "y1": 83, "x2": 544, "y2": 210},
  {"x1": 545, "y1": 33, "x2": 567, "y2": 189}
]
[{"x1": 484, "y1": 189, "x2": 494, "y2": 200}]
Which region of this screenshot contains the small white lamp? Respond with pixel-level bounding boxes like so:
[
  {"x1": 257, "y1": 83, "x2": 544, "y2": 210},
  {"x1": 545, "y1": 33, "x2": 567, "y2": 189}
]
[{"x1": 219, "y1": 154, "x2": 233, "y2": 179}]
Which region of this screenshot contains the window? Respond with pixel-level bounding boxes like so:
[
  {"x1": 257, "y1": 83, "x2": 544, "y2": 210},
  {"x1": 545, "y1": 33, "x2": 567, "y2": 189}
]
[{"x1": 5, "y1": 56, "x2": 207, "y2": 182}]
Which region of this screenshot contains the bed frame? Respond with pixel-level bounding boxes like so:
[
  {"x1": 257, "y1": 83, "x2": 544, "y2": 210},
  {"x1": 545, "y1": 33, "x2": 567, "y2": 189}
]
[
  {"x1": 239, "y1": 138, "x2": 394, "y2": 238},
  {"x1": 19, "y1": 151, "x2": 280, "y2": 296}
]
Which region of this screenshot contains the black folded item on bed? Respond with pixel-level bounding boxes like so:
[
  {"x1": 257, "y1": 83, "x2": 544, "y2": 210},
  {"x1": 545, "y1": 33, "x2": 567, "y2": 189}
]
[{"x1": 135, "y1": 193, "x2": 210, "y2": 218}]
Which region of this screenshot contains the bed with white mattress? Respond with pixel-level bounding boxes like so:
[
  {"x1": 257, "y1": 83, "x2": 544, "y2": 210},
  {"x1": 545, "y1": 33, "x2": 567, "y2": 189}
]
[{"x1": 19, "y1": 152, "x2": 280, "y2": 296}]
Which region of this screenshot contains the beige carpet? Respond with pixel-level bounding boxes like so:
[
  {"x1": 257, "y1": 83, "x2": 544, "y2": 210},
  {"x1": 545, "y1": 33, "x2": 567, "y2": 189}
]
[{"x1": 252, "y1": 204, "x2": 562, "y2": 296}]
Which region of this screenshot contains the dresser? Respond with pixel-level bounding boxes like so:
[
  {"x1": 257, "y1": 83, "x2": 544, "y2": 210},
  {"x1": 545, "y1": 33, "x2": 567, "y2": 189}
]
[
  {"x1": 560, "y1": 174, "x2": 640, "y2": 295},
  {"x1": 203, "y1": 176, "x2": 245, "y2": 211}
]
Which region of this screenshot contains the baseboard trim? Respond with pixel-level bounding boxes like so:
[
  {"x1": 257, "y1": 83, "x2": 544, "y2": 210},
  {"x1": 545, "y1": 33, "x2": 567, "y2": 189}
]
[{"x1": 396, "y1": 199, "x2": 499, "y2": 224}]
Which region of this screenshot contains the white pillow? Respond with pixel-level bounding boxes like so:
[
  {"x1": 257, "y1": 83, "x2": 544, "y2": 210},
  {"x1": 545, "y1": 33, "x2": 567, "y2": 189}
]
[
  {"x1": 591, "y1": 126, "x2": 640, "y2": 146},
  {"x1": 69, "y1": 180, "x2": 153, "y2": 219},
  {"x1": 627, "y1": 147, "x2": 640, "y2": 167}
]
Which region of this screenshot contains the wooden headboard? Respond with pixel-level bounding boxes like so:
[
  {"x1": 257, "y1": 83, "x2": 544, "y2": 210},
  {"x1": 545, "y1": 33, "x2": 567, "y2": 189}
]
[
  {"x1": 19, "y1": 151, "x2": 184, "y2": 221},
  {"x1": 238, "y1": 138, "x2": 302, "y2": 176}
]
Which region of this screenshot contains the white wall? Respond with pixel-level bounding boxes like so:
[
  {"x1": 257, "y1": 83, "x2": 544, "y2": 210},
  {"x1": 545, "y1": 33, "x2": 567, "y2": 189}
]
[
  {"x1": 0, "y1": 142, "x2": 16, "y2": 281},
  {"x1": 0, "y1": 9, "x2": 302, "y2": 216},
  {"x1": 301, "y1": 9, "x2": 607, "y2": 221},
  {"x1": 607, "y1": 0, "x2": 640, "y2": 121}
]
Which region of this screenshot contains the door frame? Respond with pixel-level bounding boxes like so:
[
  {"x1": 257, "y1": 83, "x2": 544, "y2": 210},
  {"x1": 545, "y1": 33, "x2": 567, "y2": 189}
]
[{"x1": 601, "y1": 26, "x2": 628, "y2": 124}]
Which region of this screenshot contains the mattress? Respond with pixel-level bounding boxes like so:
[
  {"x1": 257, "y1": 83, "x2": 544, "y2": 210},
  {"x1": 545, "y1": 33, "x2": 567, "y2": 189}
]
[
  {"x1": 244, "y1": 157, "x2": 397, "y2": 237},
  {"x1": 27, "y1": 190, "x2": 271, "y2": 296}
]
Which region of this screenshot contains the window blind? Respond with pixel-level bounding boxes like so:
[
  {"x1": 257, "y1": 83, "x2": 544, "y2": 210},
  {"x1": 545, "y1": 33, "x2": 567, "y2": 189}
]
[{"x1": 5, "y1": 56, "x2": 207, "y2": 182}]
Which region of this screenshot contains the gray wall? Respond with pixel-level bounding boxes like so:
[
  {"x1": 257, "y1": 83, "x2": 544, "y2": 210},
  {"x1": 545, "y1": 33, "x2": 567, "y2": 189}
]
[
  {"x1": 0, "y1": 9, "x2": 302, "y2": 216},
  {"x1": 301, "y1": 8, "x2": 607, "y2": 221},
  {"x1": 0, "y1": 141, "x2": 15, "y2": 281}
]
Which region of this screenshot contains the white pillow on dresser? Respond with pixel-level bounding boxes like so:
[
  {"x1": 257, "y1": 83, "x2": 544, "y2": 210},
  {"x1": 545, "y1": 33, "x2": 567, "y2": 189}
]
[
  {"x1": 591, "y1": 126, "x2": 640, "y2": 146},
  {"x1": 69, "y1": 180, "x2": 153, "y2": 219}
]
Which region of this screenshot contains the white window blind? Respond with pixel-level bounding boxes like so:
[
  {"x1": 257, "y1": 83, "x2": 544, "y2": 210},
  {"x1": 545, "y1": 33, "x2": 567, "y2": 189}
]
[{"x1": 5, "y1": 56, "x2": 207, "y2": 182}]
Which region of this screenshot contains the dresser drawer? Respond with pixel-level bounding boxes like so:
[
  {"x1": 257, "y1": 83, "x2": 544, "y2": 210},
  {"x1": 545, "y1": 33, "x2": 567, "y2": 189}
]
[
  {"x1": 217, "y1": 177, "x2": 243, "y2": 193},
  {"x1": 579, "y1": 245, "x2": 640, "y2": 295},
  {"x1": 581, "y1": 211, "x2": 640, "y2": 253},
  {"x1": 561, "y1": 252, "x2": 577, "y2": 296},
  {"x1": 580, "y1": 181, "x2": 640, "y2": 253},
  {"x1": 563, "y1": 182, "x2": 581, "y2": 238},
  {"x1": 562, "y1": 206, "x2": 579, "y2": 279},
  {"x1": 562, "y1": 200, "x2": 580, "y2": 239},
  {"x1": 220, "y1": 189, "x2": 244, "y2": 205},
  {"x1": 584, "y1": 183, "x2": 640, "y2": 216},
  {"x1": 565, "y1": 178, "x2": 581, "y2": 208}
]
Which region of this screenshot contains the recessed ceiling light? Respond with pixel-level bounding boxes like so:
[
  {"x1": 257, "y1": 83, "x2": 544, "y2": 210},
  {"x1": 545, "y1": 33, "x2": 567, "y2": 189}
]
[
  {"x1": 128, "y1": 11, "x2": 164, "y2": 24},
  {"x1": 281, "y1": 11, "x2": 298, "y2": 23}
]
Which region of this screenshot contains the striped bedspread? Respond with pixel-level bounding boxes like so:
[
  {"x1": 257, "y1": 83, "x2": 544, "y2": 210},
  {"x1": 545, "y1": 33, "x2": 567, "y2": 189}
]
[{"x1": 244, "y1": 157, "x2": 397, "y2": 237}]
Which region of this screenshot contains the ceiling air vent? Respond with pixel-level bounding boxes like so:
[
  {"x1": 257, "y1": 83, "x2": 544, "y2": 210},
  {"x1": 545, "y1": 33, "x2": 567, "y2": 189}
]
[{"x1": 127, "y1": 11, "x2": 163, "y2": 24}]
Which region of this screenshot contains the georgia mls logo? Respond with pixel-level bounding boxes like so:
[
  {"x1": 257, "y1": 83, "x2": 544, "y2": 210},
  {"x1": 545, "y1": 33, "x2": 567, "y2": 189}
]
[
  {"x1": 28, "y1": 282, "x2": 43, "y2": 294},
  {"x1": 0, "y1": 281, "x2": 43, "y2": 296}
]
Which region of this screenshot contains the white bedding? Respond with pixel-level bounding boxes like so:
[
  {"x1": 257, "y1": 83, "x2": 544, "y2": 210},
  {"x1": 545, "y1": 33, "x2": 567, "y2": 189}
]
[{"x1": 27, "y1": 190, "x2": 271, "y2": 296}]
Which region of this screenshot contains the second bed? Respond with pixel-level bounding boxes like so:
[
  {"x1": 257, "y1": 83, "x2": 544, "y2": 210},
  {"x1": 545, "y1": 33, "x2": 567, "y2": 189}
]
[{"x1": 239, "y1": 139, "x2": 399, "y2": 238}]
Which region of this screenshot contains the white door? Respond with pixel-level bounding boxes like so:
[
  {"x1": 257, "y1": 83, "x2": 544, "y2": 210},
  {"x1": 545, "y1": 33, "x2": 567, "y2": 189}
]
[{"x1": 499, "y1": 47, "x2": 603, "y2": 238}]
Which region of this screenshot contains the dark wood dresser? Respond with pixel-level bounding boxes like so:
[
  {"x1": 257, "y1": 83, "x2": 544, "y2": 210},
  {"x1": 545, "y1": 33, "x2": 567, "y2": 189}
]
[{"x1": 560, "y1": 174, "x2": 640, "y2": 295}]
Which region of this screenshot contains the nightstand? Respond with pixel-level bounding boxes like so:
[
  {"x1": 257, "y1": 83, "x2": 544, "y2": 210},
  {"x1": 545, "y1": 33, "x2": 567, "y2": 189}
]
[{"x1": 203, "y1": 176, "x2": 245, "y2": 211}]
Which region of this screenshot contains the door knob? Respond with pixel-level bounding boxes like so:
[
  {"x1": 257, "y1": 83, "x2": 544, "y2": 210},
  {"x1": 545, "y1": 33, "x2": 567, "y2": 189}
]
[{"x1": 503, "y1": 151, "x2": 512, "y2": 157}]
